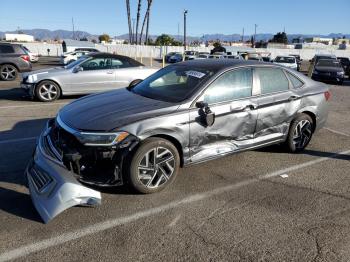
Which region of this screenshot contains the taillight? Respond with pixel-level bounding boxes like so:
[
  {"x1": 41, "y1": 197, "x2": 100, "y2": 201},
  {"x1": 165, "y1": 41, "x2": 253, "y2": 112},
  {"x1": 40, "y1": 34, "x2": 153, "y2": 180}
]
[
  {"x1": 21, "y1": 55, "x2": 30, "y2": 62},
  {"x1": 324, "y1": 91, "x2": 331, "y2": 101}
]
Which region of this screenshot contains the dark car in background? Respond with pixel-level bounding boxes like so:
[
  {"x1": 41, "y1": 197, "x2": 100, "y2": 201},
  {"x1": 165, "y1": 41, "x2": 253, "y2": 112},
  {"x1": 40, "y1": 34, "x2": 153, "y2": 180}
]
[
  {"x1": 337, "y1": 57, "x2": 350, "y2": 76},
  {"x1": 311, "y1": 59, "x2": 345, "y2": 84},
  {"x1": 26, "y1": 59, "x2": 330, "y2": 222},
  {"x1": 0, "y1": 43, "x2": 32, "y2": 81}
]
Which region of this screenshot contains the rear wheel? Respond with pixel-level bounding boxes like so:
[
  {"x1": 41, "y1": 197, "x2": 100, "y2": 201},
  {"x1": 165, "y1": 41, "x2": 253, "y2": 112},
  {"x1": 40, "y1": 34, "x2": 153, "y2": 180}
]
[
  {"x1": 0, "y1": 64, "x2": 18, "y2": 81},
  {"x1": 286, "y1": 114, "x2": 314, "y2": 152},
  {"x1": 128, "y1": 138, "x2": 180, "y2": 194},
  {"x1": 35, "y1": 80, "x2": 61, "y2": 102}
]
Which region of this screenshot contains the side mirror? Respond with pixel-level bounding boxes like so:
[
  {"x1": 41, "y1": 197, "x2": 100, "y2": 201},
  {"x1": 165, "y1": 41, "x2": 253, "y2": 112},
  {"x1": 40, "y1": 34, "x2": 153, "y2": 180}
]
[
  {"x1": 73, "y1": 66, "x2": 83, "y2": 73},
  {"x1": 196, "y1": 101, "x2": 215, "y2": 127},
  {"x1": 127, "y1": 79, "x2": 142, "y2": 90}
]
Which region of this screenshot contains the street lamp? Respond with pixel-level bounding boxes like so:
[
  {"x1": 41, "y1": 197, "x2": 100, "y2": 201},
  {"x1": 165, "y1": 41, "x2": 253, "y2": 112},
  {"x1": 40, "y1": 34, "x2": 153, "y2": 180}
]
[{"x1": 183, "y1": 9, "x2": 188, "y2": 50}]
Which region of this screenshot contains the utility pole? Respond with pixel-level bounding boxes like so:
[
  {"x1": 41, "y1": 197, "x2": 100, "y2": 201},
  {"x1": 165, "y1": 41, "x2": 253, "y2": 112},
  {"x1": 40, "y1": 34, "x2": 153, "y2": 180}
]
[
  {"x1": 72, "y1": 17, "x2": 75, "y2": 40},
  {"x1": 254, "y1": 24, "x2": 258, "y2": 46},
  {"x1": 242, "y1": 27, "x2": 244, "y2": 43},
  {"x1": 183, "y1": 10, "x2": 188, "y2": 50}
]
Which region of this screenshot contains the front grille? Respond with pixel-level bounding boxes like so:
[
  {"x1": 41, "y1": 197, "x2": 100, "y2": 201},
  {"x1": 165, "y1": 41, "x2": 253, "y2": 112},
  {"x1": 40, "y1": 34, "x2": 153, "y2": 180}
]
[
  {"x1": 29, "y1": 165, "x2": 53, "y2": 193},
  {"x1": 42, "y1": 133, "x2": 62, "y2": 161}
]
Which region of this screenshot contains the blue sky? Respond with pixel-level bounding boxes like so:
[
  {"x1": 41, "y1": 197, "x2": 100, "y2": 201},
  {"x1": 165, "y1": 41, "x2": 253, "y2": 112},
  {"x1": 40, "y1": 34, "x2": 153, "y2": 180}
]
[{"x1": 1, "y1": 0, "x2": 349, "y2": 36}]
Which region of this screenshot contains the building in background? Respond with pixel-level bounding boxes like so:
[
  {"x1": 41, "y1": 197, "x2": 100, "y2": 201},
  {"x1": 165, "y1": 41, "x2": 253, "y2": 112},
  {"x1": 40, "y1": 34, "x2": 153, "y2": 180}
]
[{"x1": 5, "y1": 33, "x2": 34, "y2": 42}]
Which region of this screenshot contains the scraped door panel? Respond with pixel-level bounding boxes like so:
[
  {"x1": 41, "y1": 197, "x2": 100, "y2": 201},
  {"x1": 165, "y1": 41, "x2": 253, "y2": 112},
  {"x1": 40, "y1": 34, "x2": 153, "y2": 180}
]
[{"x1": 189, "y1": 67, "x2": 257, "y2": 163}]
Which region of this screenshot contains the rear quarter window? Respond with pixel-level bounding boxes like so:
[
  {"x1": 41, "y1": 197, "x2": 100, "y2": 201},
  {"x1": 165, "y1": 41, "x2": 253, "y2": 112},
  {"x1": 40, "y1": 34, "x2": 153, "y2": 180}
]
[
  {"x1": 286, "y1": 71, "x2": 304, "y2": 88},
  {"x1": 0, "y1": 45, "x2": 15, "y2": 53}
]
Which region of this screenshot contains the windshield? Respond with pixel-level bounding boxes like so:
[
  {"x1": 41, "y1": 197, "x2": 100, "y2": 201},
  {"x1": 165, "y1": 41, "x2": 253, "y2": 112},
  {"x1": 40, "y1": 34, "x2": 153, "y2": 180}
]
[
  {"x1": 131, "y1": 66, "x2": 215, "y2": 102},
  {"x1": 275, "y1": 57, "x2": 295, "y2": 63},
  {"x1": 185, "y1": 51, "x2": 196, "y2": 55},
  {"x1": 316, "y1": 59, "x2": 341, "y2": 67},
  {"x1": 65, "y1": 57, "x2": 88, "y2": 69}
]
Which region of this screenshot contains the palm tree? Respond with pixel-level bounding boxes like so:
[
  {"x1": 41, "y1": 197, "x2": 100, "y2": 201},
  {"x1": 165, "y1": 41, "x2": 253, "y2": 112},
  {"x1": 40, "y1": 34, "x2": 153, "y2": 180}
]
[
  {"x1": 139, "y1": 0, "x2": 153, "y2": 44},
  {"x1": 145, "y1": 0, "x2": 153, "y2": 45},
  {"x1": 126, "y1": 0, "x2": 132, "y2": 43},
  {"x1": 135, "y1": 0, "x2": 142, "y2": 45}
]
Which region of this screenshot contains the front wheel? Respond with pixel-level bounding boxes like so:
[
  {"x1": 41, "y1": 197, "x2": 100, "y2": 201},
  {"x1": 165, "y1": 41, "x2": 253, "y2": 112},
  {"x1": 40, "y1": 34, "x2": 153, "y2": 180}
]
[
  {"x1": 128, "y1": 138, "x2": 180, "y2": 194},
  {"x1": 286, "y1": 114, "x2": 314, "y2": 152},
  {"x1": 35, "y1": 80, "x2": 61, "y2": 102}
]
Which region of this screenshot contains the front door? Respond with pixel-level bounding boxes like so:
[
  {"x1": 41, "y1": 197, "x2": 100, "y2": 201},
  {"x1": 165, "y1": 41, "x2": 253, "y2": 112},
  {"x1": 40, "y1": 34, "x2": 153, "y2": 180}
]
[
  {"x1": 69, "y1": 57, "x2": 116, "y2": 94},
  {"x1": 189, "y1": 67, "x2": 258, "y2": 163}
]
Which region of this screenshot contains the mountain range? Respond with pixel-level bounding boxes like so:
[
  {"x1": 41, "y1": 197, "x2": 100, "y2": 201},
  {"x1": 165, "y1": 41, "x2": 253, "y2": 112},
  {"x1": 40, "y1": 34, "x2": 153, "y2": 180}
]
[{"x1": 0, "y1": 29, "x2": 349, "y2": 42}]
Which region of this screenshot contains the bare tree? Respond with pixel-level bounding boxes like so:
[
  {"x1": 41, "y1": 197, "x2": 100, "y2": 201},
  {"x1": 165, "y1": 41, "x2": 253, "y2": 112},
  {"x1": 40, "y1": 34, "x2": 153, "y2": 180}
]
[
  {"x1": 139, "y1": 0, "x2": 153, "y2": 44},
  {"x1": 126, "y1": 0, "x2": 132, "y2": 43},
  {"x1": 135, "y1": 0, "x2": 142, "y2": 45}
]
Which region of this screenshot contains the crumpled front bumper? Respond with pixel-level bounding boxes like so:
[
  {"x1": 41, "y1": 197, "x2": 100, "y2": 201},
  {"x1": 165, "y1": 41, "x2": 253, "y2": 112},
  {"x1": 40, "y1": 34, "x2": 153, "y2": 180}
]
[{"x1": 26, "y1": 133, "x2": 102, "y2": 223}]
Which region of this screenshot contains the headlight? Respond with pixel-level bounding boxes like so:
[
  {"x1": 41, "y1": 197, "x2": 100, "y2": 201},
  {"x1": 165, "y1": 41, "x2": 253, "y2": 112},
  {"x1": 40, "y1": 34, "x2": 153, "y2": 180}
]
[
  {"x1": 75, "y1": 132, "x2": 129, "y2": 146},
  {"x1": 312, "y1": 70, "x2": 319, "y2": 75},
  {"x1": 337, "y1": 71, "x2": 344, "y2": 76}
]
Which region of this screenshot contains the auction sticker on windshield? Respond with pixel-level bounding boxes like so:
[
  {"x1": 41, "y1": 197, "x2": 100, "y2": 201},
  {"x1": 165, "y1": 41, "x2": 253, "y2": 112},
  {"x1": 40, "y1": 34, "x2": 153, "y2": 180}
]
[{"x1": 185, "y1": 70, "x2": 206, "y2": 79}]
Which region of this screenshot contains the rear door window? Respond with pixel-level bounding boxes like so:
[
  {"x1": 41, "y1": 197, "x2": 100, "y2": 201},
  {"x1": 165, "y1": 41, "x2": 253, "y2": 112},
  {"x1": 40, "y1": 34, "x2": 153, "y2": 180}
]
[
  {"x1": 256, "y1": 68, "x2": 289, "y2": 94},
  {"x1": 0, "y1": 45, "x2": 15, "y2": 53}
]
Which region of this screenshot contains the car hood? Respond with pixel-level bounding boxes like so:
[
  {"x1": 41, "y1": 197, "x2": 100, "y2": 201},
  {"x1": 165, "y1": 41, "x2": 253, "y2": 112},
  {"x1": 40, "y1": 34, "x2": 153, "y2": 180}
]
[
  {"x1": 59, "y1": 89, "x2": 179, "y2": 132},
  {"x1": 23, "y1": 67, "x2": 68, "y2": 79},
  {"x1": 314, "y1": 66, "x2": 343, "y2": 73}
]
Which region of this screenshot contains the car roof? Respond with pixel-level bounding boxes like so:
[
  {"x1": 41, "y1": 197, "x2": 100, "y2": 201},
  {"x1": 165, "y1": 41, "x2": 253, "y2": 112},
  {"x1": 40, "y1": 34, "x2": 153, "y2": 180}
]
[
  {"x1": 86, "y1": 52, "x2": 144, "y2": 66},
  {"x1": 172, "y1": 59, "x2": 272, "y2": 71},
  {"x1": 276, "y1": 55, "x2": 295, "y2": 58}
]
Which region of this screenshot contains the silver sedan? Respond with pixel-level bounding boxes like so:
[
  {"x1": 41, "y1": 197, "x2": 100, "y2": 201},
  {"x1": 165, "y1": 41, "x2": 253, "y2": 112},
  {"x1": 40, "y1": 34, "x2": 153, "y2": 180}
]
[{"x1": 21, "y1": 53, "x2": 158, "y2": 102}]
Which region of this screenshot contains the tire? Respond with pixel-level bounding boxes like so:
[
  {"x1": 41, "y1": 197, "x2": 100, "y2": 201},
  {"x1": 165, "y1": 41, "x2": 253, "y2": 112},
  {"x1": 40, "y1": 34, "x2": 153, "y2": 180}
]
[
  {"x1": 35, "y1": 80, "x2": 61, "y2": 102},
  {"x1": 0, "y1": 64, "x2": 18, "y2": 81},
  {"x1": 128, "y1": 138, "x2": 180, "y2": 194},
  {"x1": 286, "y1": 113, "x2": 314, "y2": 153}
]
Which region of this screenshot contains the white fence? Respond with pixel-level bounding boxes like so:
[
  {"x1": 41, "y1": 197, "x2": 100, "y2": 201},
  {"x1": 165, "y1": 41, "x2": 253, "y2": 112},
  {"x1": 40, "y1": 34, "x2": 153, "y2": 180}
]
[{"x1": 18, "y1": 42, "x2": 350, "y2": 60}]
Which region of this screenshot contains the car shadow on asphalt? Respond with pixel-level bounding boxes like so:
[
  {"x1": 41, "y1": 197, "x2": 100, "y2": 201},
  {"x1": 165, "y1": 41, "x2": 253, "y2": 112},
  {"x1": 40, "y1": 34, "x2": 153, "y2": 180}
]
[
  {"x1": 257, "y1": 145, "x2": 350, "y2": 161},
  {"x1": 0, "y1": 87, "x2": 84, "y2": 102},
  {"x1": 0, "y1": 186, "x2": 42, "y2": 222}
]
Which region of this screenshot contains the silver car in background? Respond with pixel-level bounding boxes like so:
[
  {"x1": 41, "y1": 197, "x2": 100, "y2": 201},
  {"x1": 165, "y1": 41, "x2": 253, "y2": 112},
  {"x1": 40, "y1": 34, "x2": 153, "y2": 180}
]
[{"x1": 21, "y1": 53, "x2": 158, "y2": 102}]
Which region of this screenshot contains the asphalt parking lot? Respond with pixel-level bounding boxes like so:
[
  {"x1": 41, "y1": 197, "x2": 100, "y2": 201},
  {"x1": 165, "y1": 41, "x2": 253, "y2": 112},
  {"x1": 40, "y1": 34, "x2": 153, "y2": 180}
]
[{"x1": 0, "y1": 57, "x2": 350, "y2": 262}]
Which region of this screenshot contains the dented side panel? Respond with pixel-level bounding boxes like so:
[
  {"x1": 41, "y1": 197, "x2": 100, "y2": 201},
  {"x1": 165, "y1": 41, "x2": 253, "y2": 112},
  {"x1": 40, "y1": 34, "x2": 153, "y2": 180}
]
[{"x1": 188, "y1": 98, "x2": 258, "y2": 163}]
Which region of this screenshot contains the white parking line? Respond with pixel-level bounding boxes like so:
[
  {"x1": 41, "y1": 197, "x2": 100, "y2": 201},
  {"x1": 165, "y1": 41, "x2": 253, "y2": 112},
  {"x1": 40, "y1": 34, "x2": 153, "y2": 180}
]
[
  {"x1": 324, "y1": 127, "x2": 350, "y2": 137},
  {"x1": 0, "y1": 102, "x2": 68, "y2": 110},
  {"x1": 0, "y1": 148, "x2": 349, "y2": 262},
  {"x1": 0, "y1": 137, "x2": 37, "y2": 145}
]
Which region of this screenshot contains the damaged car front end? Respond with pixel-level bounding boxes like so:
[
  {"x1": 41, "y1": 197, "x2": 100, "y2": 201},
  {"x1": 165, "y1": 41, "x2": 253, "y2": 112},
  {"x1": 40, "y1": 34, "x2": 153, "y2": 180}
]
[{"x1": 26, "y1": 116, "x2": 139, "y2": 223}]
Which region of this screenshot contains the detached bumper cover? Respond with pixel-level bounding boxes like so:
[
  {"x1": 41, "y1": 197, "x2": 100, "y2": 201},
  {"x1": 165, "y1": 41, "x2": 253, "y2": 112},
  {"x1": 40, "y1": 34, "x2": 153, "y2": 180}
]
[{"x1": 26, "y1": 134, "x2": 101, "y2": 223}]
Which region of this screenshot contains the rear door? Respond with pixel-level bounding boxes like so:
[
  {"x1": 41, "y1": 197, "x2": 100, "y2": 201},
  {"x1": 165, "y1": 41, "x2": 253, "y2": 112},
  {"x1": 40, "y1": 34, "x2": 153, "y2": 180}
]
[
  {"x1": 254, "y1": 67, "x2": 301, "y2": 145},
  {"x1": 189, "y1": 67, "x2": 258, "y2": 163},
  {"x1": 69, "y1": 57, "x2": 116, "y2": 94},
  {"x1": 104, "y1": 58, "x2": 138, "y2": 90}
]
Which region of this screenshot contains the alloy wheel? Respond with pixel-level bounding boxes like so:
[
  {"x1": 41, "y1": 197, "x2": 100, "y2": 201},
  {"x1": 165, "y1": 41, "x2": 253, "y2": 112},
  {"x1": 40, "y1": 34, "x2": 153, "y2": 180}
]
[
  {"x1": 1, "y1": 65, "x2": 17, "y2": 80},
  {"x1": 38, "y1": 83, "x2": 58, "y2": 101},
  {"x1": 137, "y1": 146, "x2": 175, "y2": 189},
  {"x1": 293, "y1": 119, "x2": 312, "y2": 149}
]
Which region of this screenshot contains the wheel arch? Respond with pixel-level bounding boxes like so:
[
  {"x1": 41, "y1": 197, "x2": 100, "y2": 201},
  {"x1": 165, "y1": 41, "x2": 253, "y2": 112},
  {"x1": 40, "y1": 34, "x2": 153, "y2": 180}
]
[
  {"x1": 299, "y1": 110, "x2": 317, "y2": 132},
  {"x1": 35, "y1": 79, "x2": 62, "y2": 97},
  {"x1": 148, "y1": 134, "x2": 184, "y2": 167}
]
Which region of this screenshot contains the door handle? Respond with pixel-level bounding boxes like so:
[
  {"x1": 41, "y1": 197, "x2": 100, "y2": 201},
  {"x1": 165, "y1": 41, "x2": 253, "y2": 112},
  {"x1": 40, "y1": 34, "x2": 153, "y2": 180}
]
[
  {"x1": 106, "y1": 71, "x2": 113, "y2": 74},
  {"x1": 231, "y1": 103, "x2": 257, "y2": 112},
  {"x1": 288, "y1": 95, "x2": 300, "y2": 101}
]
